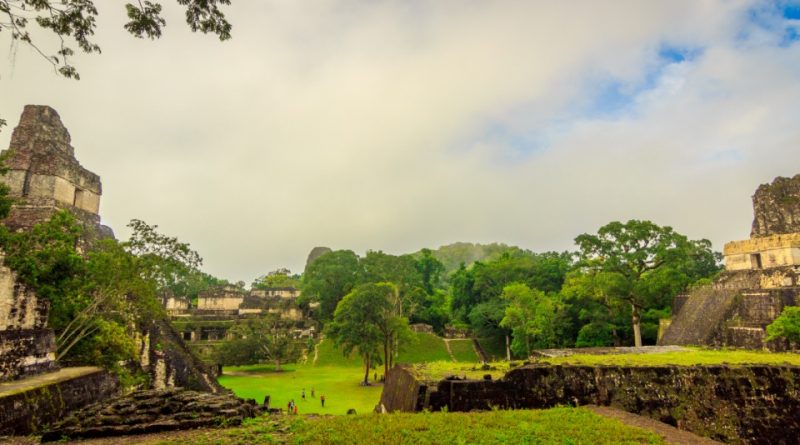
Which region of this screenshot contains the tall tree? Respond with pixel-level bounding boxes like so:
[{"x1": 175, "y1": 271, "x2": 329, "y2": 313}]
[
  {"x1": 301, "y1": 250, "x2": 362, "y2": 322},
  {"x1": 361, "y1": 250, "x2": 424, "y2": 317},
  {"x1": 216, "y1": 317, "x2": 299, "y2": 370},
  {"x1": 573, "y1": 220, "x2": 719, "y2": 347},
  {"x1": 327, "y1": 282, "x2": 411, "y2": 383},
  {"x1": 0, "y1": 211, "x2": 163, "y2": 367},
  {"x1": 499, "y1": 283, "x2": 561, "y2": 357},
  {"x1": 415, "y1": 248, "x2": 445, "y2": 295}
]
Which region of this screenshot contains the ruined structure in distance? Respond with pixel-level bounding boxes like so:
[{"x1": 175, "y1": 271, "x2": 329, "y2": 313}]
[{"x1": 659, "y1": 174, "x2": 800, "y2": 348}]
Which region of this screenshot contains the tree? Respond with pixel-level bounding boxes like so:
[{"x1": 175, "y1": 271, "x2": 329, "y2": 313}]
[
  {"x1": 767, "y1": 306, "x2": 800, "y2": 345},
  {"x1": 415, "y1": 248, "x2": 445, "y2": 295},
  {"x1": 361, "y1": 250, "x2": 425, "y2": 317},
  {"x1": 450, "y1": 251, "x2": 574, "y2": 355},
  {"x1": 0, "y1": 0, "x2": 231, "y2": 80},
  {"x1": 499, "y1": 283, "x2": 560, "y2": 357},
  {"x1": 301, "y1": 250, "x2": 362, "y2": 322},
  {"x1": 573, "y1": 220, "x2": 719, "y2": 347},
  {"x1": 216, "y1": 317, "x2": 299, "y2": 370},
  {"x1": 0, "y1": 211, "x2": 162, "y2": 368},
  {"x1": 125, "y1": 218, "x2": 209, "y2": 296},
  {"x1": 326, "y1": 282, "x2": 411, "y2": 384},
  {"x1": 252, "y1": 268, "x2": 301, "y2": 290},
  {"x1": 0, "y1": 0, "x2": 233, "y2": 133}
]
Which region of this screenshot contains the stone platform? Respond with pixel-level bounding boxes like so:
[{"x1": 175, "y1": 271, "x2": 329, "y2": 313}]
[
  {"x1": 379, "y1": 363, "x2": 800, "y2": 445},
  {"x1": 0, "y1": 367, "x2": 118, "y2": 436},
  {"x1": 40, "y1": 388, "x2": 259, "y2": 442}
]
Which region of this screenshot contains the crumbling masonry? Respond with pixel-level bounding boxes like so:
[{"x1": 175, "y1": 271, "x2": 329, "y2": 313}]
[{"x1": 659, "y1": 174, "x2": 800, "y2": 349}]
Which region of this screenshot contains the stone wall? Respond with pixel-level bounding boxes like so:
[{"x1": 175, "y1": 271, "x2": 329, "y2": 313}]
[
  {"x1": 0, "y1": 256, "x2": 56, "y2": 381},
  {"x1": 380, "y1": 363, "x2": 800, "y2": 445},
  {"x1": 751, "y1": 174, "x2": 800, "y2": 237},
  {"x1": 724, "y1": 234, "x2": 800, "y2": 271},
  {"x1": 145, "y1": 319, "x2": 223, "y2": 393},
  {"x1": 0, "y1": 367, "x2": 118, "y2": 435}
]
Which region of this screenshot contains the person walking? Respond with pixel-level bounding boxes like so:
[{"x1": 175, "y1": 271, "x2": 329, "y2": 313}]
[
  {"x1": 311, "y1": 387, "x2": 315, "y2": 398},
  {"x1": 301, "y1": 388, "x2": 306, "y2": 401},
  {"x1": 320, "y1": 394, "x2": 326, "y2": 408}
]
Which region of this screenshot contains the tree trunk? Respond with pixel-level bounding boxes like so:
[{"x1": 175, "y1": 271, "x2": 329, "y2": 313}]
[
  {"x1": 631, "y1": 304, "x2": 642, "y2": 347},
  {"x1": 384, "y1": 340, "x2": 390, "y2": 377},
  {"x1": 525, "y1": 335, "x2": 530, "y2": 358},
  {"x1": 363, "y1": 354, "x2": 371, "y2": 386},
  {"x1": 505, "y1": 335, "x2": 511, "y2": 361}
]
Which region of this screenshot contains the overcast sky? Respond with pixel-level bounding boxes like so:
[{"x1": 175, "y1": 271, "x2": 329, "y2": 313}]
[{"x1": 2, "y1": 1, "x2": 800, "y2": 283}]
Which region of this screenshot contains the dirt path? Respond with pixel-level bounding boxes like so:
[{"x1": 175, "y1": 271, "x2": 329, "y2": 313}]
[
  {"x1": 586, "y1": 405, "x2": 722, "y2": 445},
  {"x1": 442, "y1": 339, "x2": 457, "y2": 361},
  {"x1": 312, "y1": 338, "x2": 321, "y2": 366},
  {"x1": 471, "y1": 338, "x2": 488, "y2": 363}
]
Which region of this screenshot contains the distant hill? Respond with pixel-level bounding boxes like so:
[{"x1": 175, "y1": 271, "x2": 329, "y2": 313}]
[{"x1": 412, "y1": 242, "x2": 522, "y2": 273}]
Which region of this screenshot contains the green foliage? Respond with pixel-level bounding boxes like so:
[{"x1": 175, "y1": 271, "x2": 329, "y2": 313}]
[
  {"x1": 327, "y1": 282, "x2": 412, "y2": 382},
  {"x1": 418, "y1": 242, "x2": 521, "y2": 274},
  {"x1": 415, "y1": 248, "x2": 445, "y2": 294},
  {"x1": 216, "y1": 317, "x2": 300, "y2": 369},
  {"x1": 251, "y1": 268, "x2": 301, "y2": 290},
  {"x1": 767, "y1": 306, "x2": 800, "y2": 344},
  {"x1": 301, "y1": 250, "x2": 362, "y2": 322},
  {"x1": 0, "y1": 212, "x2": 163, "y2": 368},
  {"x1": 0, "y1": 210, "x2": 218, "y2": 385},
  {"x1": 326, "y1": 283, "x2": 388, "y2": 383},
  {"x1": 0, "y1": 0, "x2": 231, "y2": 80},
  {"x1": 499, "y1": 283, "x2": 565, "y2": 357},
  {"x1": 575, "y1": 322, "x2": 615, "y2": 348},
  {"x1": 572, "y1": 220, "x2": 721, "y2": 347}
]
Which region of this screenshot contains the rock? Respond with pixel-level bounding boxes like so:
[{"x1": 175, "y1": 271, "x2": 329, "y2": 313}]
[
  {"x1": 304, "y1": 247, "x2": 332, "y2": 272},
  {"x1": 41, "y1": 388, "x2": 259, "y2": 442},
  {"x1": 751, "y1": 174, "x2": 800, "y2": 237}
]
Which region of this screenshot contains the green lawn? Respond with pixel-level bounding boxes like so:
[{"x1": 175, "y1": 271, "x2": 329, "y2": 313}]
[
  {"x1": 396, "y1": 332, "x2": 452, "y2": 363},
  {"x1": 159, "y1": 407, "x2": 664, "y2": 445},
  {"x1": 409, "y1": 361, "x2": 512, "y2": 381},
  {"x1": 219, "y1": 363, "x2": 383, "y2": 415},
  {"x1": 539, "y1": 348, "x2": 800, "y2": 367},
  {"x1": 313, "y1": 337, "x2": 363, "y2": 367},
  {"x1": 478, "y1": 336, "x2": 508, "y2": 361},
  {"x1": 220, "y1": 333, "x2": 483, "y2": 416},
  {"x1": 448, "y1": 339, "x2": 481, "y2": 362}
]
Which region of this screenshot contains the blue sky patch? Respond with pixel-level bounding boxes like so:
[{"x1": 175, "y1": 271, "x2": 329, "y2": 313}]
[
  {"x1": 658, "y1": 45, "x2": 702, "y2": 63},
  {"x1": 781, "y1": 2, "x2": 800, "y2": 19}
]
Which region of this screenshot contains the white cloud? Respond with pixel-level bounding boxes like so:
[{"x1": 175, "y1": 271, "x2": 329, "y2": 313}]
[{"x1": 2, "y1": 0, "x2": 799, "y2": 282}]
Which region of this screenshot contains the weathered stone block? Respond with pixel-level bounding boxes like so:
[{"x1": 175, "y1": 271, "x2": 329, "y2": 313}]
[{"x1": 380, "y1": 363, "x2": 800, "y2": 445}]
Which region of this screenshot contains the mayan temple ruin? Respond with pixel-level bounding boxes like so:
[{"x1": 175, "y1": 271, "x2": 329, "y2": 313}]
[
  {"x1": 659, "y1": 174, "x2": 800, "y2": 349},
  {"x1": 0, "y1": 106, "x2": 254, "y2": 437},
  {"x1": 0, "y1": 105, "x2": 110, "y2": 382}
]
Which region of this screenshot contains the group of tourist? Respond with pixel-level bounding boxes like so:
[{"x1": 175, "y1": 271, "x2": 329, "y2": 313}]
[{"x1": 286, "y1": 388, "x2": 326, "y2": 414}]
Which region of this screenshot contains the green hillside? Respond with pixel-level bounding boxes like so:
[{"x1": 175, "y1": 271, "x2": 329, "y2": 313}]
[
  {"x1": 411, "y1": 242, "x2": 522, "y2": 273},
  {"x1": 315, "y1": 332, "x2": 472, "y2": 366}
]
